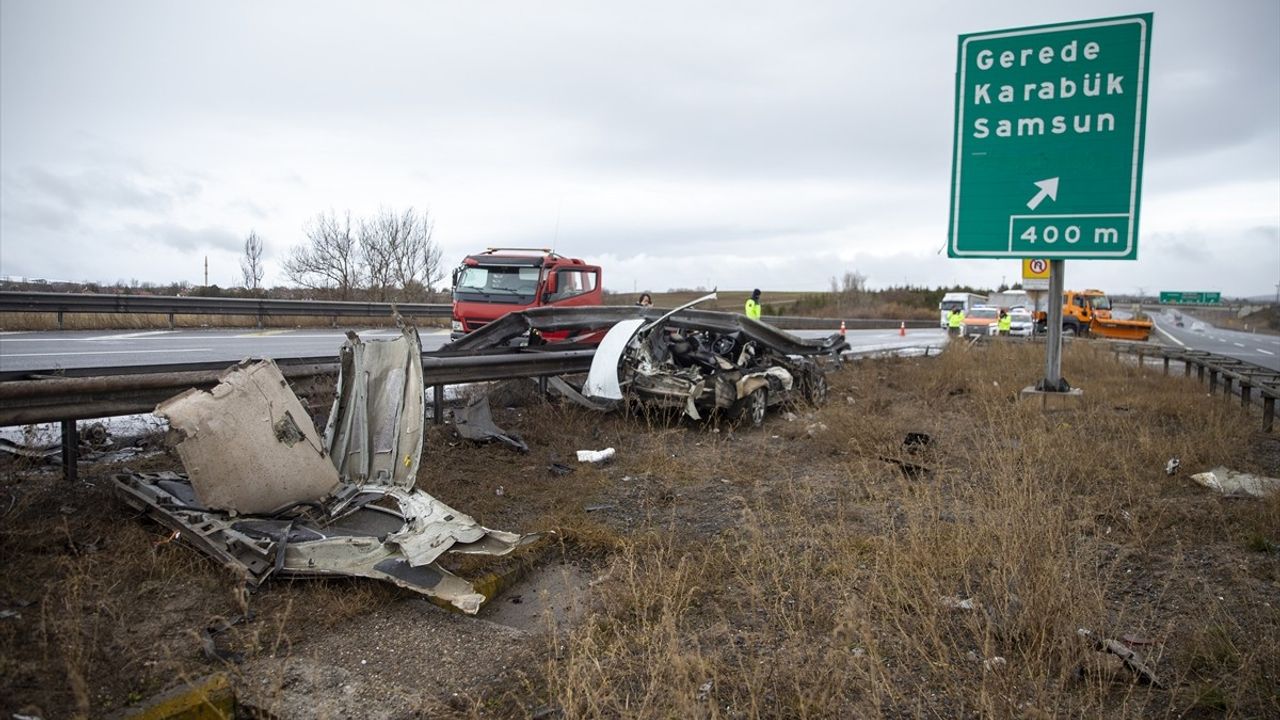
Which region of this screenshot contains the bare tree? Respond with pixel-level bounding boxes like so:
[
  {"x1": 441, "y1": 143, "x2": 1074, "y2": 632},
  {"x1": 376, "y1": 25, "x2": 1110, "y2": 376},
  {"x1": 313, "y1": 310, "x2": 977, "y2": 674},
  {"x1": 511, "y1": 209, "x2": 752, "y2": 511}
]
[
  {"x1": 829, "y1": 270, "x2": 867, "y2": 312},
  {"x1": 359, "y1": 207, "x2": 443, "y2": 302},
  {"x1": 240, "y1": 231, "x2": 265, "y2": 293},
  {"x1": 284, "y1": 211, "x2": 362, "y2": 300}
]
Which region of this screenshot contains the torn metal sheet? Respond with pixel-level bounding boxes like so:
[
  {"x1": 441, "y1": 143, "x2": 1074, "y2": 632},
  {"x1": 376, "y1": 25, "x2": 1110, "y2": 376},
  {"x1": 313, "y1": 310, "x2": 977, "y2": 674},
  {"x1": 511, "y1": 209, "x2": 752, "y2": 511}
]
[
  {"x1": 1190, "y1": 466, "x2": 1280, "y2": 498},
  {"x1": 451, "y1": 394, "x2": 529, "y2": 452},
  {"x1": 156, "y1": 359, "x2": 341, "y2": 515},
  {"x1": 116, "y1": 472, "x2": 537, "y2": 614},
  {"x1": 117, "y1": 327, "x2": 539, "y2": 614},
  {"x1": 545, "y1": 376, "x2": 615, "y2": 412},
  {"x1": 324, "y1": 327, "x2": 425, "y2": 487}
]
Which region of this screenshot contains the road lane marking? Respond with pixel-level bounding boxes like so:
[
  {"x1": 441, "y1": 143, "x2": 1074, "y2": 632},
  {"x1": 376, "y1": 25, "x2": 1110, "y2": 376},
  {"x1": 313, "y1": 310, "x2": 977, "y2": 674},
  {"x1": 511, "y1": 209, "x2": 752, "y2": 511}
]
[
  {"x1": 86, "y1": 330, "x2": 177, "y2": 341},
  {"x1": 3, "y1": 348, "x2": 213, "y2": 358},
  {"x1": 1259, "y1": 349, "x2": 1275, "y2": 356},
  {"x1": 1233, "y1": 342, "x2": 1246, "y2": 348},
  {"x1": 1154, "y1": 325, "x2": 1185, "y2": 347}
]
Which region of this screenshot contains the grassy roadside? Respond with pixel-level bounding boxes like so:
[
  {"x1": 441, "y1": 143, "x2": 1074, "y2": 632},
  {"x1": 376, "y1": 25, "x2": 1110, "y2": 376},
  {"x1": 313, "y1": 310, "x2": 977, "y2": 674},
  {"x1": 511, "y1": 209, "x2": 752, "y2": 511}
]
[{"x1": 1, "y1": 340, "x2": 1276, "y2": 718}]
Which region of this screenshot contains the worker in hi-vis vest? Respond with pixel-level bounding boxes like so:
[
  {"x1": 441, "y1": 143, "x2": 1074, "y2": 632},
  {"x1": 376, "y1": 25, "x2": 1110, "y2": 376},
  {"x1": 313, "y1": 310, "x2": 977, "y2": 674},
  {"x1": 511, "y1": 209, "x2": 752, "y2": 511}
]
[
  {"x1": 947, "y1": 308, "x2": 964, "y2": 336},
  {"x1": 997, "y1": 310, "x2": 1012, "y2": 336},
  {"x1": 745, "y1": 289, "x2": 763, "y2": 320}
]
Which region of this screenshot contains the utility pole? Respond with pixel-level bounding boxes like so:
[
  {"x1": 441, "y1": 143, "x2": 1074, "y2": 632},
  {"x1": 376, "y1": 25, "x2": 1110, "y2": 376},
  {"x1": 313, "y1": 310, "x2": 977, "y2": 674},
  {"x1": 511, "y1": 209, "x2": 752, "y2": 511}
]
[{"x1": 204, "y1": 256, "x2": 208, "y2": 287}]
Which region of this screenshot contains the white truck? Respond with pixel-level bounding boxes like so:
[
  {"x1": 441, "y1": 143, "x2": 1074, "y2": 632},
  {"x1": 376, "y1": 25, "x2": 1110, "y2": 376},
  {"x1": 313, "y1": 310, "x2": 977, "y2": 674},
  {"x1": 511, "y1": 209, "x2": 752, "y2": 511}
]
[{"x1": 938, "y1": 292, "x2": 988, "y2": 327}]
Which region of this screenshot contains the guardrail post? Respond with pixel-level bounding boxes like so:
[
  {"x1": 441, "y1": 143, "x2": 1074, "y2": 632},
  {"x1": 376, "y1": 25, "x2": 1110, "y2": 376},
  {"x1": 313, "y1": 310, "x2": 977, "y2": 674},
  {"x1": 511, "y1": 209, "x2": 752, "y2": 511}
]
[
  {"x1": 57, "y1": 311, "x2": 64, "y2": 331},
  {"x1": 61, "y1": 420, "x2": 78, "y2": 483},
  {"x1": 1265, "y1": 397, "x2": 1275, "y2": 433},
  {"x1": 432, "y1": 385, "x2": 444, "y2": 426},
  {"x1": 1241, "y1": 384, "x2": 1252, "y2": 408},
  {"x1": 1208, "y1": 369, "x2": 1218, "y2": 395},
  {"x1": 168, "y1": 312, "x2": 176, "y2": 330},
  {"x1": 256, "y1": 312, "x2": 265, "y2": 329},
  {"x1": 1222, "y1": 376, "x2": 1232, "y2": 400},
  {"x1": 1162, "y1": 357, "x2": 1169, "y2": 376},
  {"x1": 1197, "y1": 363, "x2": 1205, "y2": 383},
  {"x1": 1184, "y1": 360, "x2": 1192, "y2": 377}
]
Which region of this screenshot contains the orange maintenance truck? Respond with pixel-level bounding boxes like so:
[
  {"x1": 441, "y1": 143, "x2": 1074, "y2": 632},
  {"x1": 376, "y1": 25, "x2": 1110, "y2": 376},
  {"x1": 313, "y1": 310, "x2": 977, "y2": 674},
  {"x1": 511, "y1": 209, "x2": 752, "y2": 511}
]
[
  {"x1": 450, "y1": 248, "x2": 603, "y2": 341},
  {"x1": 1037, "y1": 289, "x2": 1152, "y2": 341}
]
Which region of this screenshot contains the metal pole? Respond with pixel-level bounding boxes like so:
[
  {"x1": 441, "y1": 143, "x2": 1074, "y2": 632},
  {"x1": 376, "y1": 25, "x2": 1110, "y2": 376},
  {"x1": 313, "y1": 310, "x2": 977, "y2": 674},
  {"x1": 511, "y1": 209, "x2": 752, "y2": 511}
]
[
  {"x1": 61, "y1": 419, "x2": 78, "y2": 483},
  {"x1": 1041, "y1": 259, "x2": 1065, "y2": 391}
]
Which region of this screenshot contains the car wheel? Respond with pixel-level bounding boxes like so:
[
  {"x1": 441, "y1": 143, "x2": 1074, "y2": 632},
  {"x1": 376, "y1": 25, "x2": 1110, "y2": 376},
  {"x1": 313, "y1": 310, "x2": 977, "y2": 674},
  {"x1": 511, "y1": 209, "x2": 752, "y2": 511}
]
[
  {"x1": 804, "y1": 372, "x2": 829, "y2": 406},
  {"x1": 735, "y1": 387, "x2": 767, "y2": 428},
  {"x1": 1062, "y1": 324, "x2": 1078, "y2": 337}
]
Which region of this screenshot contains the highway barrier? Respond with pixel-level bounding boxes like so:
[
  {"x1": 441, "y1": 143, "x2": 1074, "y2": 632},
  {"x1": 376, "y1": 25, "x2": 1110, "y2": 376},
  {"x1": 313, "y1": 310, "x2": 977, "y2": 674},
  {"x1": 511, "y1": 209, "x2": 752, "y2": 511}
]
[
  {"x1": 1108, "y1": 340, "x2": 1279, "y2": 432},
  {"x1": 0, "y1": 291, "x2": 451, "y2": 328}
]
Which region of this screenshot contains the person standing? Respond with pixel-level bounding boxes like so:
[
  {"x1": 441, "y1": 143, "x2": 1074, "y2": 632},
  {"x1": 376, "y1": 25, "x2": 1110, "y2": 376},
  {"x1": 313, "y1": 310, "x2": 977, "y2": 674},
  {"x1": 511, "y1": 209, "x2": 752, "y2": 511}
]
[
  {"x1": 636, "y1": 293, "x2": 653, "y2": 307},
  {"x1": 947, "y1": 308, "x2": 964, "y2": 337},
  {"x1": 997, "y1": 309, "x2": 1012, "y2": 336},
  {"x1": 744, "y1": 289, "x2": 763, "y2": 320}
]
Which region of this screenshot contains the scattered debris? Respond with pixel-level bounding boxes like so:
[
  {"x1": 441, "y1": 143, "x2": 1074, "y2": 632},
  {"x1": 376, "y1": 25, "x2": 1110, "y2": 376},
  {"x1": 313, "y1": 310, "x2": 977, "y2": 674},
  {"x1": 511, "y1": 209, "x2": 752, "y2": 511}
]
[
  {"x1": 696, "y1": 680, "x2": 714, "y2": 701},
  {"x1": 1077, "y1": 627, "x2": 1163, "y2": 687},
  {"x1": 577, "y1": 448, "x2": 616, "y2": 463},
  {"x1": 941, "y1": 596, "x2": 979, "y2": 611},
  {"x1": 452, "y1": 393, "x2": 529, "y2": 453},
  {"x1": 584, "y1": 504, "x2": 616, "y2": 512},
  {"x1": 1190, "y1": 467, "x2": 1280, "y2": 498},
  {"x1": 903, "y1": 432, "x2": 932, "y2": 452},
  {"x1": 0, "y1": 609, "x2": 20, "y2": 621},
  {"x1": 880, "y1": 455, "x2": 930, "y2": 480},
  {"x1": 548, "y1": 462, "x2": 575, "y2": 476},
  {"x1": 983, "y1": 656, "x2": 1007, "y2": 671},
  {"x1": 116, "y1": 327, "x2": 539, "y2": 614},
  {"x1": 1165, "y1": 457, "x2": 1180, "y2": 476}
]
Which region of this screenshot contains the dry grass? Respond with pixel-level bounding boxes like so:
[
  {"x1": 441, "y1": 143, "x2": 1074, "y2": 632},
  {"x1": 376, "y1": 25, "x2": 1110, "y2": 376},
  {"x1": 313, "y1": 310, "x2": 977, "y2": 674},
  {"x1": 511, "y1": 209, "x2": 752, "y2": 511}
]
[{"x1": 1, "y1": 341, "x2": 1277, "y2": 717}]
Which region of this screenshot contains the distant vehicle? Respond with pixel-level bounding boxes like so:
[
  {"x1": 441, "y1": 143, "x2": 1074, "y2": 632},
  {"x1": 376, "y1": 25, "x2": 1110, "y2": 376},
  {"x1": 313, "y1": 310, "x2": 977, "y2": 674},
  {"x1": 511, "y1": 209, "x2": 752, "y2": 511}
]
[
  {"x1": 1191, "y1": 321, "x2": 1207, "y2": 333},
  {"x1": 1175, "y1": 319, "x2": 1185, "y2": 327},
  {"x1": 1034, "y1": 289, "x2": 1153, "y2": 341},
  {"x1": 1007, "y1": 308, "x2": 1034, "y2": 337},
  {"x1": 962, "y1": 306, "x2": 1000, "y2": 337},
  {"x1": 939, "y1": 292, "x2": 988, "y2": 328},
  {"x1": 988, "y1": 290, "x2": 1030, "y2": 311},
  {"x1": 451, "y1": 248, "x2": 602, "y2": 342}
]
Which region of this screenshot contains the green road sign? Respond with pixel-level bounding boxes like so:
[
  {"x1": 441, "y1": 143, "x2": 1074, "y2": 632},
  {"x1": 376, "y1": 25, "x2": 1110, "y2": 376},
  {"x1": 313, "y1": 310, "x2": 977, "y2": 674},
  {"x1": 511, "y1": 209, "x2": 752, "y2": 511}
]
[
  {"x1": 1159, "y1": 291, "x2": 1221, "y2": 305},
  {"x1": 949, "y1": 14, "x2": 1152, "y2": 260}
]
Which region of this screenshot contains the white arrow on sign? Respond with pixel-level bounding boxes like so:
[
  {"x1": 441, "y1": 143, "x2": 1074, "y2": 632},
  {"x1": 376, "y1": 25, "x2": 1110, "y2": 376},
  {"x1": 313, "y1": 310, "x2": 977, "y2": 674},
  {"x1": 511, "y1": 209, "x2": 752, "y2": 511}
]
[{"x1": 1026, "y1": 177, "x2": 1060, "y2": 211}]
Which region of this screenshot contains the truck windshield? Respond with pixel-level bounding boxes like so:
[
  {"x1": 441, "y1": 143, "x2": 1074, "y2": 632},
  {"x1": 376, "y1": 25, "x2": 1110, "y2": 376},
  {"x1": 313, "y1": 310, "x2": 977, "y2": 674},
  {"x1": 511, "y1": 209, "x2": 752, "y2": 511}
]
[
  {"x1": 940, "y1": 301, "x2": 964, "y2": 312},
  {"x1": 455, "y1": 266, "x2": 541, "y2": 302},
  {"x1": 1090, "y1": 295, "x2": 1112, "y2": 311}
]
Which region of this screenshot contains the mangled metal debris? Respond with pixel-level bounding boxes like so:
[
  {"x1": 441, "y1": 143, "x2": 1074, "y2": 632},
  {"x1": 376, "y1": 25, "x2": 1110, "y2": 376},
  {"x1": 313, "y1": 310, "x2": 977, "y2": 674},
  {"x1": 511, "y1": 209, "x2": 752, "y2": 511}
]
[
  {"x1": 116, "y1": 326, "x2": 538, "y2": 614},
  {"x1": 1189, "y1": 466, "x2": 1280, "y2": 498},
  {"x1": 582, "y1": 294, "x2": 844, "y2": 426},
  {"x1": 451, "y1": 393, "x2": 529, "y2": 452}
]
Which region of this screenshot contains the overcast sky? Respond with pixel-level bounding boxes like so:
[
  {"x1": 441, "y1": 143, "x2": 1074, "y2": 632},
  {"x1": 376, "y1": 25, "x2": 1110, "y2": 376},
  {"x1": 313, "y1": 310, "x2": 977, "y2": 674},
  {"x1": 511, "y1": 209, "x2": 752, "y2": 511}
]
[{"x1": 2, "y1": 0, "x2": 1277, "y2": 297}]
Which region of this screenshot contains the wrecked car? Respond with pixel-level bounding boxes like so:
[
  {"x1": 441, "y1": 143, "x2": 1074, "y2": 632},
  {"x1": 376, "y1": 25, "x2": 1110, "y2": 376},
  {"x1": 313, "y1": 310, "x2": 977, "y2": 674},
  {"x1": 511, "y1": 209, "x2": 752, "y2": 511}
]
[
  {"x1": 115, "y1": 326, "x2": 537, "y2": 614},
  {"x1": 582, "y1": 294, "x2": 845, "y2": 426}
]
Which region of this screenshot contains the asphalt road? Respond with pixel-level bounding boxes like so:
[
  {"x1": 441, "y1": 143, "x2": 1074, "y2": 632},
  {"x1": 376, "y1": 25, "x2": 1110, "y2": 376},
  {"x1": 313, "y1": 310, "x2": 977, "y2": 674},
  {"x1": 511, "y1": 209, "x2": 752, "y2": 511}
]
[
  {"x1": 0, "y1": 326, "x2": 949, "y2": 373},
  {"x1": 1150, "y1": 310, "x2": 1280, "y2": 371}
]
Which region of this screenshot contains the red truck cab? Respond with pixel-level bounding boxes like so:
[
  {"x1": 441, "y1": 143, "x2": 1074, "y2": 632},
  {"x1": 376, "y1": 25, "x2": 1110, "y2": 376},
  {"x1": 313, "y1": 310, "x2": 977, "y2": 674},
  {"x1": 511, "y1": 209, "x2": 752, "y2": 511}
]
[{"x1": 451, "y1": 248, "x2": 603, "y2": 341}]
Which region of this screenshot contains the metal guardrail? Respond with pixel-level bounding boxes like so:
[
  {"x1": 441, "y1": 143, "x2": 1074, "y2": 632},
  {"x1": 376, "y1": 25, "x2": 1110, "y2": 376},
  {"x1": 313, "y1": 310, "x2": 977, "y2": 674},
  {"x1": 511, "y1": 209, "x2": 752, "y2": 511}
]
[
  {"x1": 1108, "y1": 340, "x2": 1279, "y2": 432},
  {"x1": 0, "y1": 291, "x2": 451, "y2": 328},
  {"x1": 0, "y1": 349, "x2": 594, "y2": 427},
  {"x1": 1, "y1": 290, "x2": 935, "y2": 331}
]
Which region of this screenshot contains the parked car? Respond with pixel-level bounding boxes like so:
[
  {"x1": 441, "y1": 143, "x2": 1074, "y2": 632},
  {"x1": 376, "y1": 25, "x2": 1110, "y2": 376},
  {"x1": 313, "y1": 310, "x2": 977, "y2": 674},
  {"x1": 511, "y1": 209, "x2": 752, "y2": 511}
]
[
  {"x1": 1007, "y1": 308, "x2": 1034, "y2": 336},
  {"x1": 962, "y1": 306, "x2": 1000, "y2": 337}
]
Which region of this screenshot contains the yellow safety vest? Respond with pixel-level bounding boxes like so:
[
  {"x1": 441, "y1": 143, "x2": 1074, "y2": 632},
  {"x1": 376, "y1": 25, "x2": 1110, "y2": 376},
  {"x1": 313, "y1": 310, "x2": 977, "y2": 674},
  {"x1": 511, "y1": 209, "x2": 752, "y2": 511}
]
[
  {"x1": 745, "y1": 298, "x2": 762, "y2": 320},
  {"x1": 948, "y1": 311, "x2": 963, "y2": 328},
  {"x1": 998, "y1": 315, "x2": 1012, "y2": 332}
]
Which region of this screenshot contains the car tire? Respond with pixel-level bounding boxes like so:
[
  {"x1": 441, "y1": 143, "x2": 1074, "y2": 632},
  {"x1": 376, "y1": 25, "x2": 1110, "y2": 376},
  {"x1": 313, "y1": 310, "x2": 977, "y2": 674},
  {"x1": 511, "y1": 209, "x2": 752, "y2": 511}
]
[
  {"x1": 735, "y1": 387, "x2": 767, "y2": 428},
  {"x1": 1062, "y1": 324, "x2": 1078, "y2": 337},
  {"x1": 804, "y1": 373, "x2": 829, "y2": 406}
]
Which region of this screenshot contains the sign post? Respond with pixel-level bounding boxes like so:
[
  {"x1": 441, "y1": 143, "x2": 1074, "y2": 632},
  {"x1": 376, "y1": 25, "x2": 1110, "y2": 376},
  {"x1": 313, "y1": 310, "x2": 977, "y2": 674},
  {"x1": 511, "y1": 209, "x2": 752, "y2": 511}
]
[{"x1": 948, "y1": 14, "x2": 1152, "y2": 393}]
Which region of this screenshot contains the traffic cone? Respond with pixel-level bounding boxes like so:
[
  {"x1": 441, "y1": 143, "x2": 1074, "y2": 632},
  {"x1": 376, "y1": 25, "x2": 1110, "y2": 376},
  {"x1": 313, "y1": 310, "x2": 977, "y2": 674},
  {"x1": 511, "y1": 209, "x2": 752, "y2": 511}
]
[
  {"x1": 839, "y1": 320, "x2": 846, "y2": 337},
  {"x1": 899, "y1": 321, "x2": 906, "y2": 337}
]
